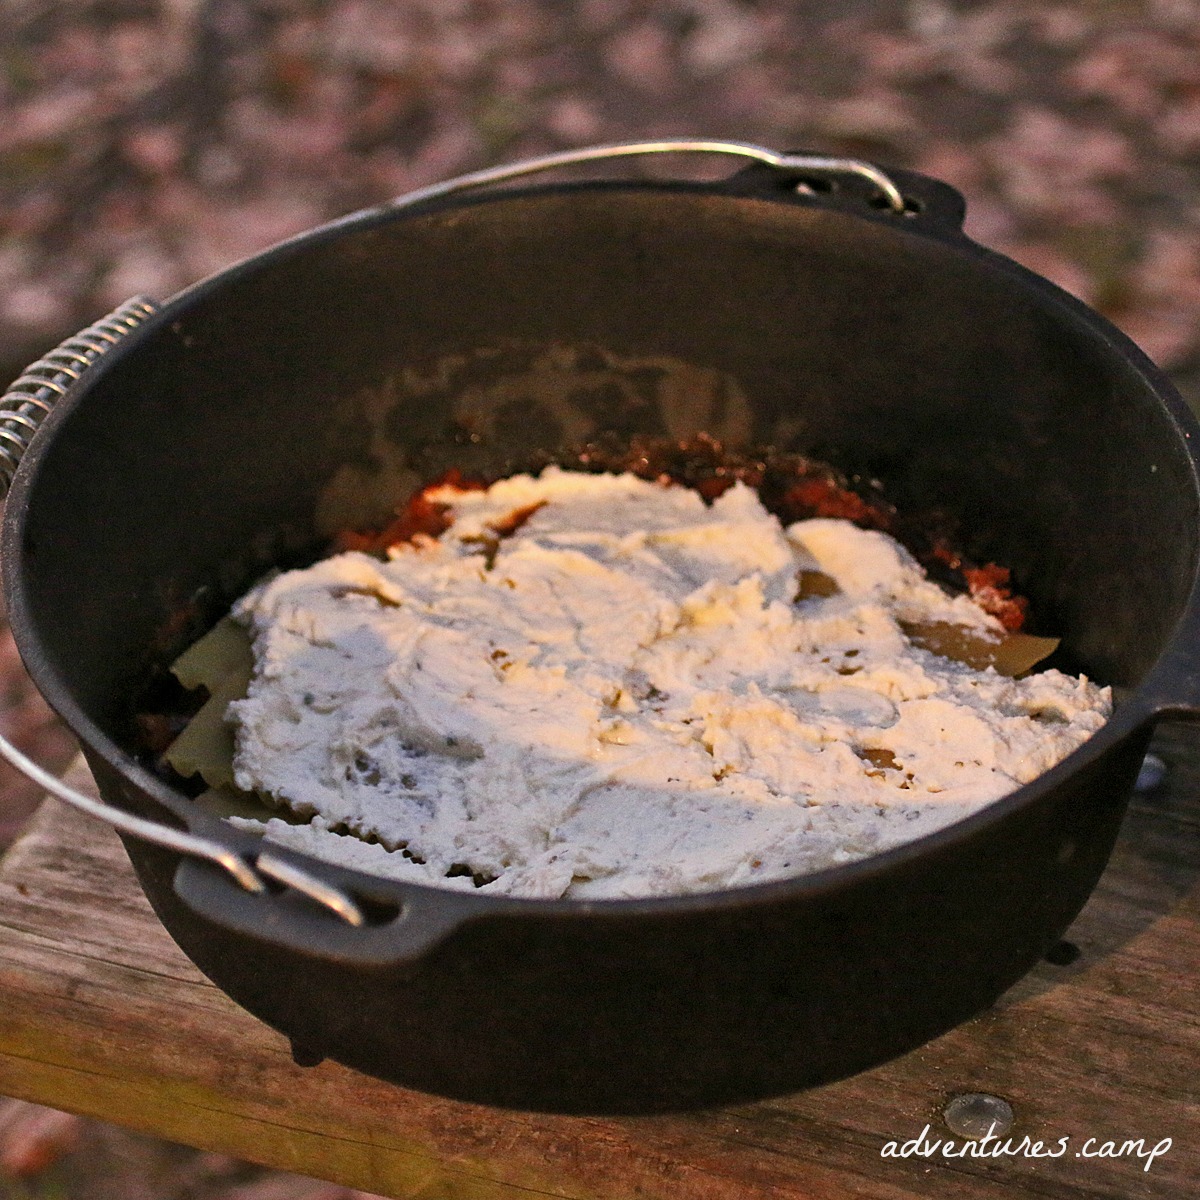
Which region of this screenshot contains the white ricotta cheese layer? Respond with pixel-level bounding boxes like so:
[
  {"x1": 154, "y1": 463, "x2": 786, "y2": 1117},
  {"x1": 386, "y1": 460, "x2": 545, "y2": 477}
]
[{"x1": 227, "y1": 469, "x2": 1111, "y2": 899}]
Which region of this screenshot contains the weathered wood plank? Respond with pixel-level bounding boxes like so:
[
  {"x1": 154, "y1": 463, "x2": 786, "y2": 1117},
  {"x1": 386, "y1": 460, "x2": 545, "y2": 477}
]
[{"x1": 0, "y1": 734, "x2": 1197, "y2": 1200}]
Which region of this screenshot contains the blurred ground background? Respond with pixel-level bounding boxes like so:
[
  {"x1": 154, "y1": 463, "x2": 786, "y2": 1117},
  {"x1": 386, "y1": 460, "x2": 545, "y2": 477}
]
[{"x1": 2, "y1": 0, "x2": 1199, "y2": 1196}]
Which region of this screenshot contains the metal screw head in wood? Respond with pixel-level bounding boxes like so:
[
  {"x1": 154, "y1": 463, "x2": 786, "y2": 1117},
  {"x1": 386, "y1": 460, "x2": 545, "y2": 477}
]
[{"x1": 944, "y1": 1093, "x2": 1015, "y2": 1139}]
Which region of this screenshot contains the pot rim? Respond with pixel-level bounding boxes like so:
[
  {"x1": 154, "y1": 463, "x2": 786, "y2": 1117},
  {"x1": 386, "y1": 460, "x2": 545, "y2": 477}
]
[{"x1": 5, "y1": 174, "x2": 1200, "y2": 921}]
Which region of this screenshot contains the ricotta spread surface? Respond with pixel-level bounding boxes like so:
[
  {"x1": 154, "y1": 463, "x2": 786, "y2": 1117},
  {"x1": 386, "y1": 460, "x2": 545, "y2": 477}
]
[{"x1": 227, "y1": 469, "x2": 1111, "y2": 898}]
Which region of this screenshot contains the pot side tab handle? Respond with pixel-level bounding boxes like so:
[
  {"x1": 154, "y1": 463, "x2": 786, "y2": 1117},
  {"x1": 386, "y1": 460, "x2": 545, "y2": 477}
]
[{"x1": 173, "y1": 847, "x2": 476, "y2": 968}]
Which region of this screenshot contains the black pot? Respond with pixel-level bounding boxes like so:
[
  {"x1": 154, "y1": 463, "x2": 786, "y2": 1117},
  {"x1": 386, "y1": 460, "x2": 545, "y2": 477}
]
[{"x1": 4, "y1": 145, "x2": 1199, "y2": 1114}]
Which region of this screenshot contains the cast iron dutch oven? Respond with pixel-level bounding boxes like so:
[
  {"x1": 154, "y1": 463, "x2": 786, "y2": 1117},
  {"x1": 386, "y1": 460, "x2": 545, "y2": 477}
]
[{"x1": 2, "y1": 141, "x2": 1199, "y2": 1114}]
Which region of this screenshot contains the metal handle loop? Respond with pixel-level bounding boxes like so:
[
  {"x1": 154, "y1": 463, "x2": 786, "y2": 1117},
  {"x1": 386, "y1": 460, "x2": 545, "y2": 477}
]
[
  {"x1": 0, "y1": 295, "x2": 368, "y2": 925},
  {"x1": 0, "y1": 735, "x2": 266, "y2": 895},
  {"x1": 0, "y1": 730, "x2": 368, "y2": 925},
  {"x1": 390, "y1": 138, "x2": 908, "y2": 214},
  {"x1": 0, "y1": 653, "x2": 368, "y2": 923}
]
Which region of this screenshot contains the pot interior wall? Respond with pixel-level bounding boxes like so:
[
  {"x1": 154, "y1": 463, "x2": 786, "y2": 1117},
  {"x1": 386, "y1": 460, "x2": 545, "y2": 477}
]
[{"x1": 9, "y1": 186, "x2": 1197, "y2": 749}]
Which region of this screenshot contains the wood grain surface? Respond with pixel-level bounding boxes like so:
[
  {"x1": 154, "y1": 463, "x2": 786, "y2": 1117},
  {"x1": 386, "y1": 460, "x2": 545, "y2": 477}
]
[{"x1": 0, "y1": 732, "x2": 1197, "y2": 1200}]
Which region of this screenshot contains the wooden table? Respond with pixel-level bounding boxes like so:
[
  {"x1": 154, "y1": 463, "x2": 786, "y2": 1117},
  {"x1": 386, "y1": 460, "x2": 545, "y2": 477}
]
[{"x1": 0, "y1": 729, "x2": 1197, "y2": 1200}]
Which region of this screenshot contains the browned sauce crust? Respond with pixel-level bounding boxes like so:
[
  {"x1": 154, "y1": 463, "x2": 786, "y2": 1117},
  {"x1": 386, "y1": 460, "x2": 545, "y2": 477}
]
[{"x1": 339, "y1": 435, "x2": 1030, "y2": 632}]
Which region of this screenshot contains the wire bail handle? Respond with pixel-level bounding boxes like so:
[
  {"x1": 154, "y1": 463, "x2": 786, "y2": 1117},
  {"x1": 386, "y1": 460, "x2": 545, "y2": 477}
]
[
  {"x1": 390, "y1": 138, "x2": 907, "y2": 213},
  {"x1": 0, "y1": 140, "x2": 905, "y2": 925}
]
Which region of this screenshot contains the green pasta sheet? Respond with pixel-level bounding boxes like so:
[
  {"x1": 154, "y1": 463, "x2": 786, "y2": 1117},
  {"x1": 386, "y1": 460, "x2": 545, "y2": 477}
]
[
  {"x1": 163, "y1": 666, "x2": 252, "y2": 789},
  {"x1": 163, "y1": 617, "x2": 255, "y2": 790},
  {"x1": 193, "y1": 786, "x2": 289, "y2": 824},
  {"x1": 170, "y1": 616, "x2": 253, "y2": 692}
]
